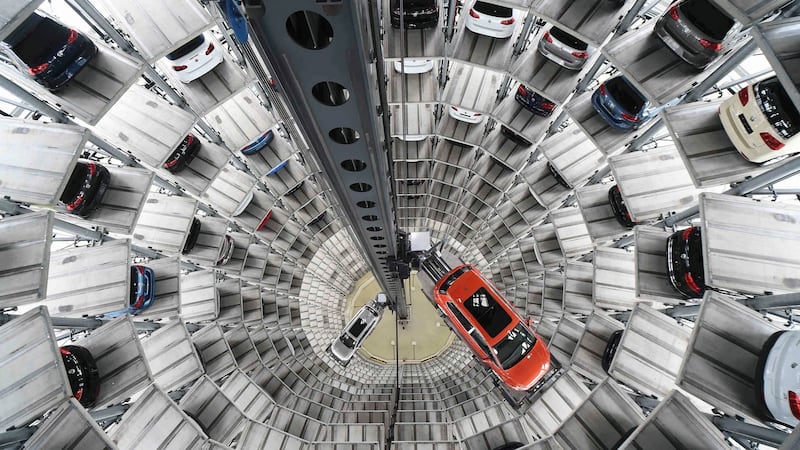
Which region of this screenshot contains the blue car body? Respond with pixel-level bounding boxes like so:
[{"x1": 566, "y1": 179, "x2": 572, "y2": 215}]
[
  {"x1": 266, "y1": 159, "x2": 289, "y2": 176},
  {"x1": 591, "y1": 76, "x2": 652, "y2": 130},
  {"x1": 241, "y1": 129, "x2": 275, "y2": 155},
  {"x1": 105, "y1": 266, "x2": 156, "y2": 318}
]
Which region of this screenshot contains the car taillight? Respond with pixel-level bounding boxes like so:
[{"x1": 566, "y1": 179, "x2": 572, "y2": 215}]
[
  {"x1": 699, "y1": 39, "x2": 722, "y2": 51},
  {"x1": 789, "y1": 391, "x2": 800, "y2": 420},
  {"x1": 74, "y1": 387, "x2": 84, "y2": 401},
  {"x1": 163, "y1": 158, "x2": 179, "y2": 168},
  {"x1": 682, "y1": 227, "x2": 693, "y2": 240},
  {"x1": 67, "y1": 29, "x2": 78, "y2": 44},
  {"x1": 59, "y1": 347, "x2": 69, "y2": 355},
  {"x1": 28, "y1": 62, "x2": 49, "y2": 75},
  {"x1": 621, "y1": 112, "x2": 639, "y2": 122},
  {"x1": 137, "y1": 266, "x2": 145, "y2": 275},
  {"x1": 500, "y1": 18, "x2": 515, "y2": 25},
  {"x1": 542, "y1": 103, "x2": 555, "y2": 110},
  {"x1": 599, "y1": 84, "x2": 607, "y2": 96},
  {"x1": 469, "y1": 8, "x2": 479, "y2": 18},
  {"x1": 760, "y1": 132, "x2": 785, "y2": 150},
  {"x1": 475, "y1": 113, "x2": 482, "y2": 117},
  {"x1": 257, "y1": 210, "x2": 273, "y2": 231},
  {"x1": 684, "y1": 272, "x2": 702, "y2": 294},
  {"x1": 87, "y1": 162, "x2": 96, "y2": 176},
  {"x1": 669, "y1": 5, "x2": 679, "y2": 20},
  {"x1": 738, "y1": 88, "x2": 749, "y2": 106},
  {"x1": 66, "y1": 196, "x2": 83, "y2": 211},
  {"x1": 572, "y1": 51, "x2": 589, "y2": 58},
  {"x1": 186, "y1": 134, "x2": 194, "y2": 145},
  {"x1": 133, "y1": 294, "x2": 145, "y2": 309},
  {"x1": 517, "y1": 85, "x2": 526, "y2": 95},
  {"x1": 172, "y1": 65, "x2": 188, "y2": 71},
  {"x1": 451, "y1": 106, "x2": 458, "y2": 111},
  {"x1": 543, "y1": 32, "x2": 552, "y2": 43},
  {"x1": 205, "y1": 42, "x2": 215, "y2": 55}
]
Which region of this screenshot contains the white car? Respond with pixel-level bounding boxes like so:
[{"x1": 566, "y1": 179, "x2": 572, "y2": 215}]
[
  {"x1": 216, "y1": 234, "x2": 235, "y2": 266},
  {"x1": 165, "y1": 34, "x2": 224, "y2": 83},
  {"x1": 393, "y1": 58, "x2": 435, "y2": 74},
  {"x1": 719, "y1": 76, "x2": 800, "y2": 164},
  {"x1": 395, "y1": 134, "x2": 428, "y2": 141},
  {"x1": 465, "y1": 1, "x2": 516, "y2": 39},
  {"x1": 329, "y1": 294, "x2": 387, "y2": 366},
  {"x1": 537, "y1": 25, "x2": 593, "y2": 71},
  {"x1": 231, "y1": 191, "x2": 254, "y2": 217},
  {"x1": 759, "y1": 330, "x2": 800, "y2": 426},
  {"x1": 448, "y1": 105, "x2": 483, "y2": 124}
]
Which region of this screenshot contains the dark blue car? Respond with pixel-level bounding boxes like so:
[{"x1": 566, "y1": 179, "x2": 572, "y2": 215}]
[
  {"x1": 514, "y1": 84, "x2": 555, "y2": 117},
  {"x1": 591, "y1": 76, "x2": 652, "y2": 130},
  {"x1": 105, "y1": 266, "x2": 156, "y2": 318},
  {"x1": 3, "y1": 13, "x2": 97, "y2": 91},
  {"x1": 241, "y1": 129, "x2": 275, "y2": 156}
]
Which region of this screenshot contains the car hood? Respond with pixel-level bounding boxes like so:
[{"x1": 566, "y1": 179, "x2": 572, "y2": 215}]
[{"x1": 499, "y1": 337, "x2": 551, "y2": 391}]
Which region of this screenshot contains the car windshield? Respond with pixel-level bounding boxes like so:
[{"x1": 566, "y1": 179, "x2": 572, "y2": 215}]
[
  {"x1": 687, "y1": 229, "x2": 704, "y2": 281},
  {"x1": 166, "y1": 35, "x2": 205, "y2": 60},
  {"x1": 339, "y1": 333, "x2": 356, "y2": 349},
  {"x1": 463, "y1": 287, "x2": 512, "y2": 338},
  {"x1": 754, "y1": 77, "x2": 800, "y2": 140},
  {"x1": 402, "y1": 0, "x2": 436, "y2": 7},
  {"x1": 474, "y1": 1, "x2": 512, "y2": 17},
  {"x1": 129, "y1": 266, "x2": 139, "y2": 306},
  {"x1": 7, "y1": 15, "x2": 70, "y2": 66},
  {"x1": 679, "y1": 0, "x2": 734, "y2": 40},
  {"x1": 347, "y1": 317, "x2": 369, "y2": 338},
  {"x1": 60, "y1": 163, "x2": 88, "y2": 202},
  {"x1": 493, "y1": 323, "x2": 536, "y2": 370},
  {"x1": 606, "y1": 77, "x2": 645, "y2": 115},
  {"x1": 549, "y1": 27, "x2": 588, "y2": 51}
]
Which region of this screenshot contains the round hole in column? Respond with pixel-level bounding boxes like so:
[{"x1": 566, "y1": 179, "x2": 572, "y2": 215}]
[
  {"x1": 366, "y1": 226, "x2": 383, "y2": 232},
  {"x1": 370, "y1": 236, "x2": 385, "y2": 241},
  {"x1": 341, "y1": 159, "x2": 367, "y2": 172},
  {"x1": 285, "y1": 11, "x2": 333, "y2": 50},
  {"x1": 350, "y1": 182, "x2": 372, "y2": 192},
  {"x1": 377, "y1": 251, "x2": 388, "y2": 255},
  {"x1": 329, "y1": 127, "x2": 360, "y2": 144},
  {"x1": 312, "y1": 81, "x2": 350, "y2": 106},
  {"x1": 357, "y1": 200, "x2": 375, "y2": 208},
  {"x1": 362, "y1": 214, "x2": 378, "y2": 221}
]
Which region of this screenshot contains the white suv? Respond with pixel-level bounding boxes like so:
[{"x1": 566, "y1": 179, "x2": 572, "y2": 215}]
[{"x1": 329, "y1": 294, "x2": 387, "y2": 366}]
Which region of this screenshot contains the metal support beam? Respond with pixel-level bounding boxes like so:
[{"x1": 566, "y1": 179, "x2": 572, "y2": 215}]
[
  {"x1": 444, "y1": 0, "x2": 458, "y2": 42},
  {"x1": 745, "y1": 292, "x2": 800, "y2": 311},
  {"x1": 711, "y1": 415, "x2": 788, "y2": 447},
  {"x1": 0, "y1": 312, "x2": 201, "y2": 333}
]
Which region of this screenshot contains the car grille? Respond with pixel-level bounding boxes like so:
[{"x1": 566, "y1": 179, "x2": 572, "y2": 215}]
[{"x1": 738, "y1": 113, "x2": 753, "y2": 134}]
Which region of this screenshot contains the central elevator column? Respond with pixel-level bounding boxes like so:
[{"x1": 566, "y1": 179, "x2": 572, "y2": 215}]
[{"x1": 245, "y1": 1, "x2": 408, "y2": 319}]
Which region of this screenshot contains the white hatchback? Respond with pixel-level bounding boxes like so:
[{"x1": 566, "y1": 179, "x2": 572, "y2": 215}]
[
  {"x1": 165, "y1": 34, "x2": 224, "y2": 83},
  {"x1": 448, "y1": 105, "x2": 483, "y2": 124},
  {"x1": 465, "y1": 1, "x2": 516, "y2": 39},
  {"x1": 719, "y1": 76, "x2": 800, "y2": 164},
  {"x1": 759, "y1": 330, "x2": 800, "y2": 426},
  {"x1": 393, "y1": 58, "x2": 435, "y2": 74},
  {"x1": 329, "y1": 294, "x2": 387, "y2": 366}
]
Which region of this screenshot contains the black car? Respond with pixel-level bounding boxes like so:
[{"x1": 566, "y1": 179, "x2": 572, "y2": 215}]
[
  {"x1": 666, "y1": 226, "x2": 705, "y2": 298},
  {"x1": 514, "y1": 84, "x2": 556, "y2": 117},
  {"x1": 163, "y1": 134, "x2": 201, "y2": 173},
  {"x1": 60, "y1": 161, "x2": 111, "y2": 218},
  {"x1": 547, "y1": 162, "x2": 571, "y2": 189},
  {"x1": 602, "y1": 330, "x2": 623, "y2": 373},
  {"x1": 391, "y1": 0, "x2": 439, "y2": 29},
  {"x1": 500, "y1": 125, "x2": 532, "y2": 147},
  {"x1": 2, "y1": 13, "x2": 97, "y2": 91},
  {"x1": 182, "y1": 217, "x2": 201, "y2": 254},
  {"x1": 59, "y1": 345, "x2": 101, "y2": 407},
  {"x1": 654, "y1": 0, "x2": 738, "y2": 69},
  {"x1": 608, "y1": 184, "x2": 637, "y2": 228}
]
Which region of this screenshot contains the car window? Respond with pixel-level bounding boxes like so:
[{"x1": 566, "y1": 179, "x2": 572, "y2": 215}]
[
  {"x1": 60, "y1": 163, "x2": 89, "y2": 202},
  {"x1": 348, "y1": 317, "x2": 369, "y2": 338},
  {"x1": 679, "y1": 0, "x2": 734, "y2": 40},
  {"x1": 755, "y1": 77, "x2": 800, "y2": 140},
  {"x1": 687, "y1": 229, "x2": 704, "y2": 280},
  {"x1": 129, "y1": 266, "x2": 139, "y2": 306},
  {"x1": 549, "y1": 27, "x2": 588, "y2": 51},
  {"x1": 403, "y1": 0, "x2": 436, "y2": 7},
  {"x1": 463, "y1": 287, "x2": 512, "y2": 338},
  {"x1": 473, "y1": 1, "x2": 513, "y2": 17},
  {"x1": 493, "y1": 323, "x2": 536, "y2": 370},
  {"x1": 10, "y1": 16, "x2": 70, "y2": 66},
  {"x1": 606, "y1": 77, "x2": 645, "y2": 115},
  {"x1": 339, "y1": 333, "x2": 356, "y2": 349},
  {"x1": 166, "y1": 35, "x2": 205, "y2": 60}
]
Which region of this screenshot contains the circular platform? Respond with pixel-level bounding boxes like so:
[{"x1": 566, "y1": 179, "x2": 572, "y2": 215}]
[{"x1": 345, "y1": 272, "x2": 454, "y2": 363}]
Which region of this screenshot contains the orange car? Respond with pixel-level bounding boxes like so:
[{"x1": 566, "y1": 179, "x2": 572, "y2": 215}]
[{"x1": 433, "y1": 264, "x2": 551, "y2": 391}]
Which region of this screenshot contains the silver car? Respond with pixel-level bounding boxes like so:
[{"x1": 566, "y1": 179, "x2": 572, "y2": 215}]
[
  {"x1": 654, "y1": 0, "x2": 739, "y2": 69},
  {"x1": 329, "y1": 294, "x2": 387, "y2": 366},
  {"x1": 537, "y1": 25, "x2": 592, "y2": 70}
]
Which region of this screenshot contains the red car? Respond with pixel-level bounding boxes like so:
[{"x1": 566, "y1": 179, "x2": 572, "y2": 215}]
[{"x1": 432, "y1": 264, "x2": 551, "y2": 391}]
